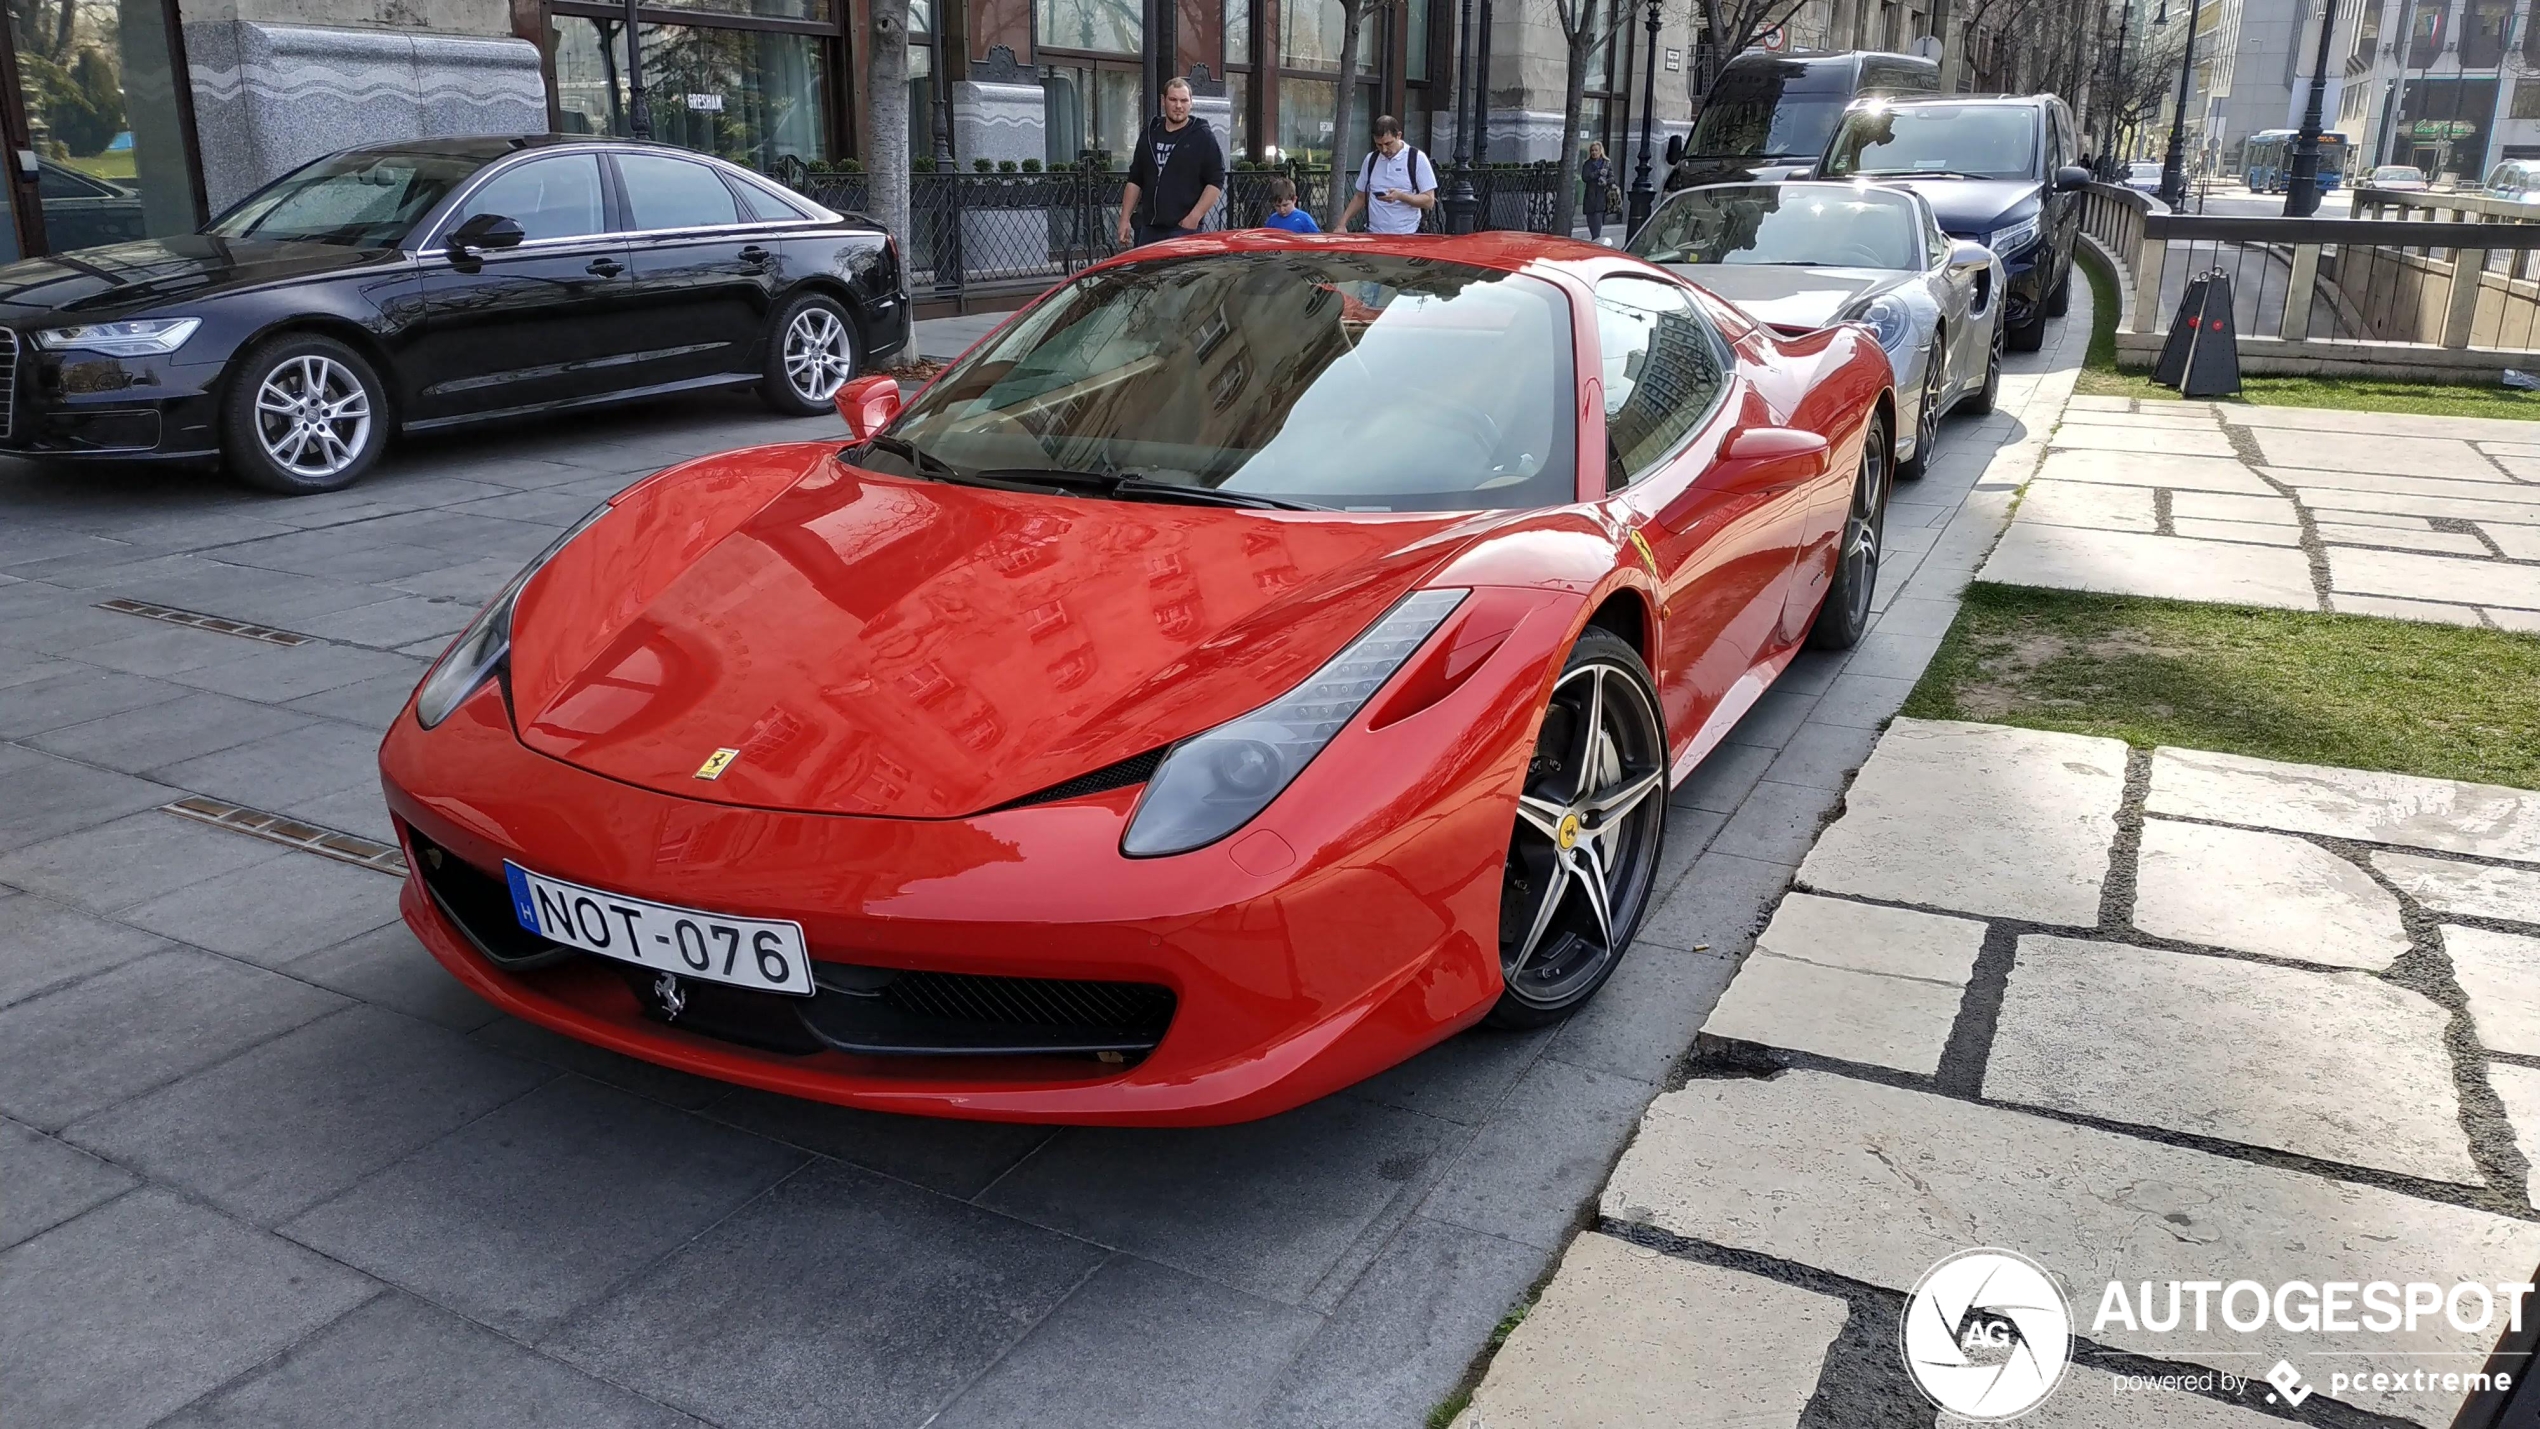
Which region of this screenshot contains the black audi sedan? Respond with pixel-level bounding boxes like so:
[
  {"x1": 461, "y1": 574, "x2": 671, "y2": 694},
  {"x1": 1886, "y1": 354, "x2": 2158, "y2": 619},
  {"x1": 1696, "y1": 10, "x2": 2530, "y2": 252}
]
[
  {"x1": 1819, "y1": 95, "x2": 2091, "y2": 353},
  {"x1": 0, "y1": 135, "x2": 910, "y2": 493}
]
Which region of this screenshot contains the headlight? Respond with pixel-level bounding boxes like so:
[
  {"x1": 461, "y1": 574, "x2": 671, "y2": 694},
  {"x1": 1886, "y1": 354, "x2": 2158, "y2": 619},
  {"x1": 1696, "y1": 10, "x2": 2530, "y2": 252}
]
[
  {"x1": 1122, "y1": 588, "x2": 1468, "y2": 857},
  {"x1": 1985, "y1": 215, "x2": 2043, "y2": 257},
  {"x1": 1850, "y1": 294, "x2": 1915, "y2": 354},
  {"x1": 34, "y1": 318, "x2": 201, "y2": 357},
  {"x1": 413, "y1": 504, "x2": 610, "y2": 729}
]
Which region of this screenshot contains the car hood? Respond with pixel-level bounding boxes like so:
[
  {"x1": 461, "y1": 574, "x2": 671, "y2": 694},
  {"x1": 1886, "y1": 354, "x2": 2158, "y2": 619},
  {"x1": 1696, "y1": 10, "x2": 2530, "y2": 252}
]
[
  {"x1": 1860, "y1": 177, "x2": 2039, "y2": 236},
  {"x1": 1658, "y1": 264, "x2": 1898, "y2": 331},
  {"x1": 1663, "y1": 157, "x2": 1817, "y2": 192},
  {"x1": 508, "y1": 446, "x2": 1488, "y2": 820},
  {"x1": 0, "y1": 235, "x2": 398, "y2": 319}
]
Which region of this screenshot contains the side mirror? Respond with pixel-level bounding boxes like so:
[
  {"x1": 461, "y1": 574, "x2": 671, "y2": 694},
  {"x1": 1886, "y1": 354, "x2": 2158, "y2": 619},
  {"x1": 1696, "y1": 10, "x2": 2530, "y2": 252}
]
[
  {"x1": 1948, "y1": 238, "x2": 1994, "y2": 269},
  {"x1": 2053, "y1": 165, "x2": 2094, "y2": 192},
  {"x1": 1664, "y1": 134, "x2": 1686, "y2": 167},
  {"x1": 835, "y1": 373, "x2": 901, "y2": 440},
  {"x1": 448, "y1": 212, "x2": 525, "y2": 252},
  {"x1": 1716, "y1": 426, "x2": 1830, "y2": 493}
]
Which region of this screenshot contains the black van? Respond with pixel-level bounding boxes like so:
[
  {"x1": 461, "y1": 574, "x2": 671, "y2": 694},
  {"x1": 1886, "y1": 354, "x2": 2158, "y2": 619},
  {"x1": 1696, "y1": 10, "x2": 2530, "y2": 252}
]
[{"x1": 1663, "y1": 51, "x2": 1942, "y2": 194}]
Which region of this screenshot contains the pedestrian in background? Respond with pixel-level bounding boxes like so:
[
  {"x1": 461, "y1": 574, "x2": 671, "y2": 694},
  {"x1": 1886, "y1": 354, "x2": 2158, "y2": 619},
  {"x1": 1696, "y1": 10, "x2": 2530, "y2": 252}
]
[
  {"x1": 1262, "y1": 176, "x2": 1320, "y2": 233},
  {"x1": 1581, "y1": 142, "x2": 1613, "y2": 243},
  {"x1": 1337, "y1": 117, "x2": 1436, "y2": 234},
  {"x1": 1117, "y1": 77, "x2": 1226, "y2": 248}
]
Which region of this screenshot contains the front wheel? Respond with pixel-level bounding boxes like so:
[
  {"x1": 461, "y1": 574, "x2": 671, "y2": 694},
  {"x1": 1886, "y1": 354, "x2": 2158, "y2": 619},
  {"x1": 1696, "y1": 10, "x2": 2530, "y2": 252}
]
[
  {"x1": 1896, "y1": 340, "x2": 1942, "y2": 482},
  {"x1": 761, "y1": 292, "x2": 859, "y2": 416},
  {"x1": 2046, "y1": 259, "x2": 2073, "y2": 317},
  {"x1": 221, "y1": 334, "x2": 388, "y2": 495},
  {"x1": 1808, "y1": 408, "x2": 1890, "y2": 652},
  {"x1": 1960, "y1": 319, "x2": 2004, "y2": 416},
  {"x1": 1486, "y1": 628, "x2": 1669, "y2": 1029}
]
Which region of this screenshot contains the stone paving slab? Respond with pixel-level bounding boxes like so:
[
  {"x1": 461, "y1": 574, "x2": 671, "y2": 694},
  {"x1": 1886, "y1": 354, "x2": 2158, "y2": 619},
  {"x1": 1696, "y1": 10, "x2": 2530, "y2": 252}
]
[
  {"x1": 2445, "y1": 926, "x2": 2540, "y2": 1058},
  {"x1": 1980, "y1": 524, "x2": 2319, "y2": 609},
  {"x1": 2147, "y1": 747, "x2": 2540, "y2": 865},
  {"x1": 1984, "y1": 934, "x2": 2478, "y2": 1183},
  {"x1": 1602, "y1": 1072, "x2": 2540, "y2": 1427},
  {"x1": 2027, "y1": 448, "x2": 2282, "y2": 495},
  {"x1": 2133, "y1": 818, "x2": 2411, "y2": 969},
  {"x1": 1699, "y1": 892, "x2": 1985, "y2": 1075},
  {"x1": 1797, "y1": 718, "x2": 2126, "y2": 924},
  {"x1": 1448, "y1": 1232, "x2": 1845, "y2": 1429},
  {"x1": 2373, "y1": 851, "x2": 2540, "y2": 924}
]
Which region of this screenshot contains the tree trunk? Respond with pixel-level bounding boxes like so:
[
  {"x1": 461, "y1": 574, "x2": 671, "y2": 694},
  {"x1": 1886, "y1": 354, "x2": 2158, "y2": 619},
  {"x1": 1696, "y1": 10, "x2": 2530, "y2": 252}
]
[
  {"x1": 1327, "y1": 0, "x2": 1370, "y2": 228},
  {"x1": 868, "y1": 0, "x2": 912, "y2": 275},
  {"x1": 55, "y1": 0, "x2": 75, "y2": 61},
  {"x1": 1553, "y1": 0, "x2": 1590, "y2": 237}
]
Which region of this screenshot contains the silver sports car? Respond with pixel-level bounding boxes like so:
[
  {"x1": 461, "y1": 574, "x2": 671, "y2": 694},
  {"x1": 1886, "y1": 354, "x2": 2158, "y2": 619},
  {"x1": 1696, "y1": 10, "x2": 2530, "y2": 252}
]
[{"x1": 1628, "y1": 180, "x2": 2005, "y2": 479}]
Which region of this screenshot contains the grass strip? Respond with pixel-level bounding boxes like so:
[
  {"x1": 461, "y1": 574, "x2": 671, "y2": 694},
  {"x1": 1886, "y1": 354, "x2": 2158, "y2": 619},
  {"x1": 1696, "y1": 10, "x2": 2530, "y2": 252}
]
[
  {"x1": 1904, "y1": 583, "x2": 2540, "y2": 790},
  {"x1": 2071, "y1": 245, "x2": 2540, "y2": 421}
]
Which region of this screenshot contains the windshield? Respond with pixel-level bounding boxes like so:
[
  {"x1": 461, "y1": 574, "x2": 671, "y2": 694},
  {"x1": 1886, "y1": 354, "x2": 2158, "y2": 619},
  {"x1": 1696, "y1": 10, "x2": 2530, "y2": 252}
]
[
  {"x1": 1822, "y1": 106, "x2": 2041, "y2": 181},
  {"x1": 2374, "y1": 166, "x2": 2424, "y2": 182},
  {"x1": 1633, "y1": 185, "x2": 1923, "y2": 270},
  {"x1": 875, "y1": 254, "x2": 1576, "y2": 512},
  {"x1": 1687, "y1": 63, "x2": 1852, "y2": 159},
  {"x1": 207, "y1": 151, "x2": 482, "y2": 247},
  {"x1": 2128, "y1": 163, "x2": 2161, "y2": 180}
]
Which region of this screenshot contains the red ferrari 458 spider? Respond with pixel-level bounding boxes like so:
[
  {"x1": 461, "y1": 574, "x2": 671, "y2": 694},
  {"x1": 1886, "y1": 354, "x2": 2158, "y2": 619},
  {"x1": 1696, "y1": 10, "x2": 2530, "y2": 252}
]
[{"x1": 379, "y1": 230, "x2": 1895, "y2": 1125}]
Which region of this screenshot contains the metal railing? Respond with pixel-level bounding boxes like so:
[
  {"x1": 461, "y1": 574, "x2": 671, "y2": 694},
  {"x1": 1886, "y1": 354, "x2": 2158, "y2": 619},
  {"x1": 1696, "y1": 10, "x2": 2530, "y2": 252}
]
[{"x1": 778, "y1": 163, "x2": 1570, "y2": 300}]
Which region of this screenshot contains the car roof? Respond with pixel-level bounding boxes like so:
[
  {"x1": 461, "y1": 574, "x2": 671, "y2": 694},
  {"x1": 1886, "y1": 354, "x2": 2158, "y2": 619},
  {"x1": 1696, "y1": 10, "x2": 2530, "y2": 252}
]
[
  {"x1": 326, "y1": 135, "x2": 709, "y2": 162},
  {"x1": 1859, "y1": 94, "x2": 2057, "y2": 111},
  {"x1": 1078, "y1": 228, "x2": 1633, "y2": 281}
]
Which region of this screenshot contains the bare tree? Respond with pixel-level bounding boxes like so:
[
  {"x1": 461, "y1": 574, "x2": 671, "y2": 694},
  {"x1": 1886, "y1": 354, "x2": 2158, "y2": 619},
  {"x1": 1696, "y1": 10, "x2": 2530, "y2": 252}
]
[
  {"x1": 1327, "y1": 0, "x2": 1391, "y2": 227},
  {"x1": 1552, "y1": 0, "x2": 1598, "y2": 236},
  {"x1": 1694, "y1": 0, "x2": 1816, "y2": 93},
  {"x1": 868, "y1": 0, "x2": 913, "y2": 317}
]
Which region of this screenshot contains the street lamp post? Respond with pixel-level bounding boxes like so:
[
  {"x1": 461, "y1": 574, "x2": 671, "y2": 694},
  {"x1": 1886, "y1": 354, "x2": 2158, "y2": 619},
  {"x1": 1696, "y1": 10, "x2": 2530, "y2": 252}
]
[
  {"x1": 2104, "y1": 0, "x2": 2135, "y2": 168},
  {"x1": 2157, "y1": 0, "x2": 2203, "y2": 208},
  {"x1": 2283, "y1": 0, "x2": 2341, "y2": 215},
  {"x1": 623, "y1": 0, "x2": 653, "y2": 139},
  {"x1": 929, "y1": 4, "x2": 962, "y2": 294},
  {"x1": 1445, "y1": 0, "x2": 1480, "y2": 232},
  {"x1": 1625, "y1": 0, "x2": 1659, "y2": 234}
]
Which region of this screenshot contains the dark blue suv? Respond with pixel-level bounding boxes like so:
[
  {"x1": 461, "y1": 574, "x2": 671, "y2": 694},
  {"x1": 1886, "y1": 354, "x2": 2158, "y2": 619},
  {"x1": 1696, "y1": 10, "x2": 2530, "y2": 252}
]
[{"x1": 1819, "y1": 95, "x2": 2092, "y2": 352}]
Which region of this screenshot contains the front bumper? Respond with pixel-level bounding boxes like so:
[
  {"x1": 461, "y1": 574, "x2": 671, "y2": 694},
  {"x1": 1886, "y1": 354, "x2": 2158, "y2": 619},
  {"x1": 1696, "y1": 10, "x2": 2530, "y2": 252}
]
[
  {"x1": 378, "y1": 589, "x2": 1575, "y2": 1124},
  {"x1": 0, "y1": 331, "x2": 223, "y2": 459}
]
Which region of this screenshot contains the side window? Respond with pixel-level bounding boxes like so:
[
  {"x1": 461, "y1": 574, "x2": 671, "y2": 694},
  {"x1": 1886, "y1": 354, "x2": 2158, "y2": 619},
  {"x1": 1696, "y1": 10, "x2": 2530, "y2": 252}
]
[
  {"x1": 732, "y1": 175, "x2": 815, "y2": 222},
  {"x1": 1594, "y1": 276, "x2": 1727, "y2": 486},
  {"x1": 618, "y1": 154, "x2": 742, "y2": 232},
  {"x1": 451, "y1": 155, "x2": 607, "y2": 243}
]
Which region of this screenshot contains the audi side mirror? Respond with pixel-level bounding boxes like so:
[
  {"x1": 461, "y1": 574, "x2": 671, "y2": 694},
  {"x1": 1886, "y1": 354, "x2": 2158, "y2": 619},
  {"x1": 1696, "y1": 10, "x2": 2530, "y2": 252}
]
[
  {"x1": 448, "y1": 212, "x2": 526, "y2": 252},
  {"x1": 1665, "y1": 134, "x2": 1686, "y2": 167},
  {"x1": 835, "y1": 373, "x2": 901, "y2": 440},
  {"x1": 2054, "y1": 165, "x2": 2094, "y2": 192}
]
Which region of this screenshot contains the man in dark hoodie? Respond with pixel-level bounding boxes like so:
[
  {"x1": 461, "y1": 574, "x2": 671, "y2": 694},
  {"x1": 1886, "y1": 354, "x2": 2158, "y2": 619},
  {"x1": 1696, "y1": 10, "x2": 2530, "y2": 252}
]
[{"x1": 1116, "y1": 78, "x2": 1226, "y2": 247}]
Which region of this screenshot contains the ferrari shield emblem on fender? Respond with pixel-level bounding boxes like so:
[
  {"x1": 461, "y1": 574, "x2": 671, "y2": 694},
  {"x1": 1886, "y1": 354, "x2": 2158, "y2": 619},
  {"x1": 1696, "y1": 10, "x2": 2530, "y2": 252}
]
[
  {"x1": 1627, "y1": 527, "x2": 1660, "y2": 576},
  {"x1": 694, "y1": 747, "x2": 741, "y2": 780}
]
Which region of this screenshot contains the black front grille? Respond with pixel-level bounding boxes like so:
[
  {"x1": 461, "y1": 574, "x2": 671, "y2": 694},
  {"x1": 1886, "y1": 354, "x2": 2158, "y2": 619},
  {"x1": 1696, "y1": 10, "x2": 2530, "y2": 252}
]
[
  {"x1": 409, "y1": 832, "x2": 575, "y2": 969},
  {"x1": 993, "y1": 747, "x2": 1166, "y2": 811},
  {"x1": 0, "y1": 328, "x2": 19, "y2": 440},
  {"x1": 884, "y1": 970, "x2": 1173, "y2": 1033}
]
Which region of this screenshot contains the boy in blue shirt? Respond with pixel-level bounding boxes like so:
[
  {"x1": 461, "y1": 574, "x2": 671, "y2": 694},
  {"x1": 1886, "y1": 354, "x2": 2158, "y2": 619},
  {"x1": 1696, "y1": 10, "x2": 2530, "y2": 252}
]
[{"x1": 1262, "y1": 177, "x2": 1320, "y2": 234}]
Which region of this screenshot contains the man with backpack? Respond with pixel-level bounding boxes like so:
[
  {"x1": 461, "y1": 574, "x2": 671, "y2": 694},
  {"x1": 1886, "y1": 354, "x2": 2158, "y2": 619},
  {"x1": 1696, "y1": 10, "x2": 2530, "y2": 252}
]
[
  {"x1": 1337, "y1": 117, "x2": 1436, "y2": 234},
  {"x1": 1116, "y1": 78, "x2": 1226, "y2": 248}
]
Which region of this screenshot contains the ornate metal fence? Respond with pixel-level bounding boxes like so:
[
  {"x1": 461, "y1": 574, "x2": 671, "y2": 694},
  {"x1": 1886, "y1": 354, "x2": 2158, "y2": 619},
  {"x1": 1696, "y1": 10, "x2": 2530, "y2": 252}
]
[{"x1": 777, "y1": 161, "x2": 1570, "y2": 300}]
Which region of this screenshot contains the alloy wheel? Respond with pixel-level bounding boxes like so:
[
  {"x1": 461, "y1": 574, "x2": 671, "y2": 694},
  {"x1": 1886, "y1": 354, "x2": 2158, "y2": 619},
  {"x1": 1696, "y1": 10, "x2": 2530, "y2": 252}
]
[
  {"x1": 1910, "y1": 348, "x2": 1942, "y2": 472},
  {"x1": 1838, "y1": 421, "x2": 1890, "y2": 632},
  {"x1": 1499, "y1": 658, "x2": 1667, "y2": 1010},
  {"x1": 783, "y1": 307, "x2": 854, "y2": 402},
  {"x1": 253, "y1": 355, "x2": 371, "y2": 481}
]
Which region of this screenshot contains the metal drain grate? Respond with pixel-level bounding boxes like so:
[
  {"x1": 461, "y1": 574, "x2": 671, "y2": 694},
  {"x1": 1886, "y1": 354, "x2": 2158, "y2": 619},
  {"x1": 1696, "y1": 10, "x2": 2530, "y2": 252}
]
[
  {"x1": 97, "y1": 598, "x2": 313, "y2": 646},
  {"x1": 162, "y1": 796, "x2": 406, "y2": 874}
]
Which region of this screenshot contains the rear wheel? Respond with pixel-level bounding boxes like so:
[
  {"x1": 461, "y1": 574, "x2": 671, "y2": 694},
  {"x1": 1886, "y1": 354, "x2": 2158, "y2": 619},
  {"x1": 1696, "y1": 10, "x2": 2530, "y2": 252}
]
[
  {"x1": 1486, "y1": 629, "x2": 1668, "y2": 1029},
  {"x1": 761, "y1": 292, "x2": 859, "y2": 416},
  {"x1": 2046, "y1": 258, "x2": 2073, "y2": 317},
  {"x1": 221, "y1": 334, "x2": 387, "y2": 495},
  {"x1": 1808, "y1": 408, "x2": 1890, "y2": 651}
]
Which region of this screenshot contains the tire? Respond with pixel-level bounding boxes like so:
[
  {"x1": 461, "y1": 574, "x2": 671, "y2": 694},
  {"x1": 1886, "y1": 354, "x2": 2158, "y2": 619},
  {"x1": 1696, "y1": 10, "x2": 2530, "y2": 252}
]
[
  {"x1": 761, "y1": 291, "x2": 860, "y2": 416},
  {"x1": 2045, "y1": 258, "x2": 2073, "y2": 317},
  {"x1": 1896, "y1": 337, "x2": 1942, "y2": 482},
  {"x1": 2006, "y1": 300, "x2": 2049, "y2": 352},
  {"x1": 1807, "y1": 407, "x2": 1890, "y2": 652},
  {"x1": 221, "y1": 334, "x2": 388, "y2": 496},
  {"x1": 1959, "y1": 318, "x2": 2004, "y2": 416},
  {"x1": 1486, "y1": 627, "x2": 1668, "y2": 1030}
]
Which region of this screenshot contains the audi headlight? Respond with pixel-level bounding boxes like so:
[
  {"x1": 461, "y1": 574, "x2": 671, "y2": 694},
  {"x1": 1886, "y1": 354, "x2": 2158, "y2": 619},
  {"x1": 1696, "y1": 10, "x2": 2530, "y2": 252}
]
[
  {"x1": 1985, "y1": 214, "x2": 2043, "y2": 258},
  {"x1": 413, "y1": 504, "x2": 610, "y2": 729},
  {"x1": 34, "y1": 318, "x2": 201, "y2": 357},
  {"x1": 1122, "y1": 588, "x2": 1468, "y2": 857},
  {"x1": 1850, "y1": 294, "x2": 1915, "y2": 355}
]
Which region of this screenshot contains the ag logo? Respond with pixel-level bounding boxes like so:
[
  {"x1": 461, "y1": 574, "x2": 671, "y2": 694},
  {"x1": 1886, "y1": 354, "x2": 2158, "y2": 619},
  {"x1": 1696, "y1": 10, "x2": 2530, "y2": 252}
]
[{"x1": 1900, "y1": 1248, "x2": 2071, "y2": 1420}]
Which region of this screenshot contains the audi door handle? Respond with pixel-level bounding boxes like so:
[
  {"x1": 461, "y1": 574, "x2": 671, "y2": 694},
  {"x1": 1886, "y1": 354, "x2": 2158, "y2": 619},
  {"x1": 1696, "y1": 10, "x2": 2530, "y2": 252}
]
[{"x1": 586, "y1": 257, "x2": 623, "y2": 276}]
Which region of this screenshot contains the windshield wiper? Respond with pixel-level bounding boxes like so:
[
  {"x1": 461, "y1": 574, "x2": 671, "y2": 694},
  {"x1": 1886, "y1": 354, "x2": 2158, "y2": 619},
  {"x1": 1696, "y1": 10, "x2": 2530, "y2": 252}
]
[
  {"x1": 854, "y1": 435, "x2": 1076, "y2": 495},
  {"x1": 974, "y1": 466, "x2": 1331, "y2": 512},
  {"x1": 1850, "y1": 169, "x2": 1986, "y2": 181}
]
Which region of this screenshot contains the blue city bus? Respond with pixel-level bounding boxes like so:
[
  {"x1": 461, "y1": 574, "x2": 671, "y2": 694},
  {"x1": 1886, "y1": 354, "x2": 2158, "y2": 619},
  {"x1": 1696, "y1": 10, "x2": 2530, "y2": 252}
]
[{"x1": 2243, "y1": 129, "x2": 2350, "y2": 193}]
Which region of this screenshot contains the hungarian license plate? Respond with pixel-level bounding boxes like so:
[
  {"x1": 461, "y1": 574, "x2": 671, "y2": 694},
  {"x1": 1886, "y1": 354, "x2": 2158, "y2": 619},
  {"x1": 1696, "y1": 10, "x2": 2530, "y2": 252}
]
[{"x1": 504, "y1": 863, "x2": 813, "y2": 996}]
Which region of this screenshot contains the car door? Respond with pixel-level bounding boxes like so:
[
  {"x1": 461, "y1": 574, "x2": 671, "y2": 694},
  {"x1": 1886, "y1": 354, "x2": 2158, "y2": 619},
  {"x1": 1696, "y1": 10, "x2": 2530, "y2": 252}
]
[
  {"x1": 1597, "y1": 275, "x2": 1812, "y2": 754},
  {"x1": 2045, "y1": 103, "x2": 2082, "y2": 277},
  {"x1": 613, "y1": 152, "x2": 782, "y2": 387},
  {"x1": 407, "y1": 152, "x2": 631, "y2": 424}
]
